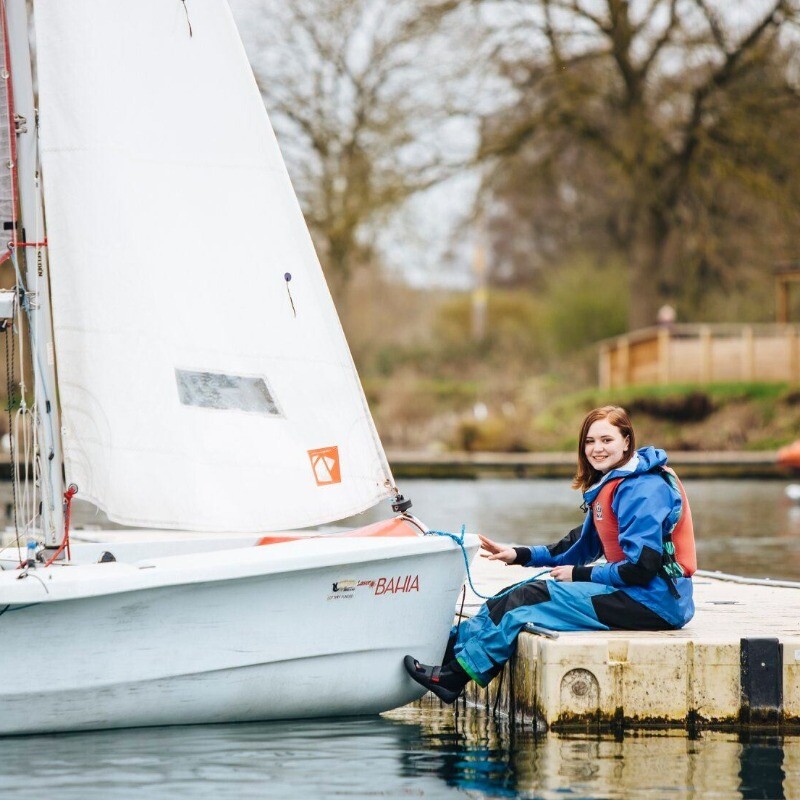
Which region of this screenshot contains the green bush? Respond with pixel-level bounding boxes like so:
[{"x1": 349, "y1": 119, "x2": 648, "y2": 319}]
[
  {"x1": 539, "y1": 255, "x2": 629, "y2": 357},
  {"x1": 432, "y1": 289, "x2": 544, "y2": 369}
]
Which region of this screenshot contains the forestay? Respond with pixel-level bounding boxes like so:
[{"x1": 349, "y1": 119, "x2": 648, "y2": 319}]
[{"x1": 32, "y1": 0, "x2": 395, "y2": 531}]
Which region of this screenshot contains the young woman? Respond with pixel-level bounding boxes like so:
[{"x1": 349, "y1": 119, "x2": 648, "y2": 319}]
[{"x1": 404, "y1": 405, "x2": 696, "y2": 703}]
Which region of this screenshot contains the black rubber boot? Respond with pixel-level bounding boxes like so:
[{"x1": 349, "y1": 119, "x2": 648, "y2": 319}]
[
  {"x1": 442, "y1": 632, "x2": 457, "y2": 665},
  {"x1": 403, "y1": 655, "x2": 470, "y2": 704}
]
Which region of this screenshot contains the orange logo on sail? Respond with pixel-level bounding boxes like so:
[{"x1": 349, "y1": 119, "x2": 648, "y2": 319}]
[{"x1": 308, "y1": 446, "x2": 341, "y2": 486}]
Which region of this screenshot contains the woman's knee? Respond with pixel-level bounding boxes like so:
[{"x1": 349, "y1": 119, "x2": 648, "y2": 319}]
[{"x1": 486, "y1": 580, "x2": 551, "y2": 624}]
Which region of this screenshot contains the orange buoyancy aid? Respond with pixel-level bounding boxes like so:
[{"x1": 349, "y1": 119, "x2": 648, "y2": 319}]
[{"x1": 591, "y1": 468, "x2": 697, "y2": 576}]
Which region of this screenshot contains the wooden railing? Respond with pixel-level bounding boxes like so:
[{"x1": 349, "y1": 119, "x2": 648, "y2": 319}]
[{"x1": 598, "y1": 324, "x2": 800, "y2": 389}]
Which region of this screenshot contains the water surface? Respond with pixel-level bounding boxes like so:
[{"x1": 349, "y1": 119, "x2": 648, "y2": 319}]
[
  {"x1": 2, "y1": 477, "x2": 799, "y2": 798},
  {"x1": 344, "y1": 478, "x2": 800, "y2": 581},
  {"x1": 0, "y1": 705, "x2": 797, "y2": 799},
  {"x1": 6, "y1": 477, "x2": 796, "y2": 580}
]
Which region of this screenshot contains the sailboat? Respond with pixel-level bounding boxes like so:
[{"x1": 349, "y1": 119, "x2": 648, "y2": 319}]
[{"x1": 0, "y1": 0, "x2": 476, "y2": 735}]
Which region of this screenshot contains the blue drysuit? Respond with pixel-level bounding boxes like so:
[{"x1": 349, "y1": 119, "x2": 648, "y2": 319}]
[{"x1": 454, "y1": 447, "x2": 695, "y2": 686}]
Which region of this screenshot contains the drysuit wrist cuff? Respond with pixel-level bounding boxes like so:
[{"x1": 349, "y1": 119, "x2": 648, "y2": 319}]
[
  {"x1": 572, "y1": 566, "x2": 593, "y2": 582},
  {"x1": 513, "y1": 547, "x2": 532, "y2": 566}
]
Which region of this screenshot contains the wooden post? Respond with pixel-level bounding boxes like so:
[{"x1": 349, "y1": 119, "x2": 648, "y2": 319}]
[
  {"x1": 658, "y1": 327, "x2": 670, "y2": 385},
  {"x1": 619, "y1": 336, "x2": 630, "y2": 388},
  {"x1": 741, "y1": 326, "x2": 755, "y2": 381},
  {"x1": 777, "y1": 278, "x2": 790, "y2": 324},
  {"x1": 700, "y1": 326, "x2": 712, "y2": 384},
  {"x1": 471, "y1": 221, "x2": 488, "y2": 341},
  {"x1": 599, "y1": 344, "x2": 611, "y2": 390},
  {"x1": 790, "y1": 327, "x2": 800, "y2": 383}
]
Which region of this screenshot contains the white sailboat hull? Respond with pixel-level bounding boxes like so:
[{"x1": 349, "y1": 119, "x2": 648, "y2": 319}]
[{"x1": 0, "y1": 533, "x2": 475, "y2": 735}]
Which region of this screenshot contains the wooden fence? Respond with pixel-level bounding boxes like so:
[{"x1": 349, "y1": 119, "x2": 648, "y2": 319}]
[{"x1": 598, "y1": 324, "x2": 800, "y2": 389}]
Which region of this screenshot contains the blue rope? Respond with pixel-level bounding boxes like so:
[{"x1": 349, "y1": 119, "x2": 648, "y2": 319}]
[{"x1": 425, "y1": 525, "x2": 551, "y2": 601}]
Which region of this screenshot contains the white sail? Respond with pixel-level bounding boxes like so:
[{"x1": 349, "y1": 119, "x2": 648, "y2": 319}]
[{"x1": 32, "y1": 0, "x2": 395, "y2": 531}]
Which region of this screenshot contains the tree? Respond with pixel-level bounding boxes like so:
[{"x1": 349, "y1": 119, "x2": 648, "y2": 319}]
[
  {"x1": 471, "y1": 0, "x2": 800, "y2": 328},
  {"x1": 237, "y1": 0, "x2": 472, "y2": 293}
]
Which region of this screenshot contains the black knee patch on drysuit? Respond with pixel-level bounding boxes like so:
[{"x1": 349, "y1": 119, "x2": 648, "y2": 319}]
[
  {"x1": 591, "y1": 590, "x2": 675, "y2": 630},
  {"x1": 486, "y1": 579, "x2": 551, "y2": 625}
]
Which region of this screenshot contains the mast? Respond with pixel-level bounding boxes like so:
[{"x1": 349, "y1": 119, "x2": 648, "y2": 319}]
[{"x1": 5, "y1": 0, "x2": 65, "y2": 547}]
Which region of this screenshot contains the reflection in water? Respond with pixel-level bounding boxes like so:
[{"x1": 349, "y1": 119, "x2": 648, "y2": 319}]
[
  {"x1": 0, "y1": 716, "x2": 456, "y2": 800},
  {"x1": 395, "y1": 708, "x2": 800, "y2": 800},
  {"x1": 397, "y1": 707, "x2": 519, "y2": 797},
  {"x1": 739, "y1": 733, "x2": 785, "y2": 800},
  {"x1": 0, "y1": 685, "x2": 797, "y2": 797}
]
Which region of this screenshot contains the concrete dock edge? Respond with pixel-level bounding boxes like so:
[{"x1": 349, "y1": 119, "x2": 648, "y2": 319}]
[{"x1": 423, "y1": 561, "x2": 800, "y2": 732}]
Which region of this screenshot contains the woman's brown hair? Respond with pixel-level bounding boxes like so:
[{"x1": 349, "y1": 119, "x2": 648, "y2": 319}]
[{"x1": 572, "y1": 406, "x2": 636, "y2": 492}]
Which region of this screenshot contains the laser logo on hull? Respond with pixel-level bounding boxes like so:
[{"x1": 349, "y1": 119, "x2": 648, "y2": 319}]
[{"x1": 326, "y1": 575, "x2": 420, "y2": 600}]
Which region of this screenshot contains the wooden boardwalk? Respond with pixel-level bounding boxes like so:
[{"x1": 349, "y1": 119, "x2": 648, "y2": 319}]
[{"x1": 448, "y1": 557, "x2": 800, "y2": 730}]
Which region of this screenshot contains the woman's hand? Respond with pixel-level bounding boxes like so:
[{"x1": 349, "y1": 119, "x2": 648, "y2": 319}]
[
  {"x1": 550, "y1": 566, "x2": 574, "y2": 582},
  {"x1": 478, "y1": 535, "x2": 517, "y2": 565}
]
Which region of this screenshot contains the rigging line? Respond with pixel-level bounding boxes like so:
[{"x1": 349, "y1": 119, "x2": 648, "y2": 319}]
[
  {"x1": 13, "y1": 295, "x2": 30, "y2": 524},
  {"x1": 43, "y1": 485, "x2": 76, "y2": 566},
  {"x1": 15, "y1": 570, "x2": 48, "y2": 594},
  {"x1": 452, "y1": 584, "x2": 467, "y2": 721},
  {"x1": 15, "y1": 268, "x2": 35, "y2": 534},
  {"x1": 425, "y1": 525, "x2": 552, "y2": 602},
  {"x1": 30, "y1": 166, "x2": 64, "y2": 535},
  {"x1": 14, "y1": 405, "x2": 34, "y2": 542},
  {"x1": 492, "y1": 657, "x2": 505, "y2": 718},
  {"x1": 4, "y1": 318, "x2": 19, "y2": 552},
  {"x1": 284, "y1": 273, "x2": 297, "y2": 317},
  {"x1": 9, "y1": 249, "x2": 57, "y2": 439},
  {"x1": 8, "y1": 251, "x2": 48, "y2": 536},
  {"x1": 14, "y1": 295, "x2": 25, "y2": 395},
  {"x1": 180, "y1": 0, "x2": 193, "y2": 37},
  {"x1": 8, "y1": 248, "x2": 27, "y2": 295}
]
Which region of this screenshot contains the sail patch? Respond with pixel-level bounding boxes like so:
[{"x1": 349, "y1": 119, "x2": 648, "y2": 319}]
[
  {"x1": 176, "y1": 369, "x2": 282, "y2": 416},
  {"x1": 308, "y1": 446, "x2": 341, "y2": 485}
]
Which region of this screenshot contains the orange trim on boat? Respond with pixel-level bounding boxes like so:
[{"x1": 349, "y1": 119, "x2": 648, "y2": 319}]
[
  {"x1": 256, "y1": 516, "x2": 418, "y2": 546},
  {"x1": 778, "y1": 440, "x2": 800, "y2": 469}
]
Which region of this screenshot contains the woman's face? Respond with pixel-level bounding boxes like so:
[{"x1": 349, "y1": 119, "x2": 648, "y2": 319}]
[{"x1": 584, "y1": 418, "x2": 630, "y2": 474}]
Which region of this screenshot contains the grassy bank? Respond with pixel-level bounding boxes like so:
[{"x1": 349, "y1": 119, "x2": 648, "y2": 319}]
[{"x1": 369, "y1": 380, "x2": 800, "y2": 453}]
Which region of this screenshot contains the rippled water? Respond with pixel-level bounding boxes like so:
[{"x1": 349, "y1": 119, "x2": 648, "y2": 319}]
[
  {"x1": 1, "y1": 477, "x2": 799, "y2": 798},
  {"x1": 0, "y1": 705, "x2": 797, "y2": 799}
]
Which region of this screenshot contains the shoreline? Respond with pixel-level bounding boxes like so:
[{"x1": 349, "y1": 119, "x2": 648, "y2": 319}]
[{"x1": 387, "y1": 450, "x2": 787, "y2": 479}]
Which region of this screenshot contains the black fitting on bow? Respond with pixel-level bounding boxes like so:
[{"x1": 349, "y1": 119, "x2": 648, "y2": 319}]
[{"x1": 392, "y1": 494, "x2": 413, "y2": 513}]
